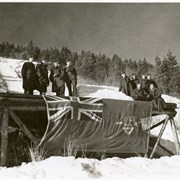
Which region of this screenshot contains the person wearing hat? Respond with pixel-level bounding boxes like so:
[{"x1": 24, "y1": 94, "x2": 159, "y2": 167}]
[
  {"x1": 36, "y1": 59, "x2": 49, "y2": 95},
  {"x1": 49, "y1": 61, "x2": 65, "y2": 96}
]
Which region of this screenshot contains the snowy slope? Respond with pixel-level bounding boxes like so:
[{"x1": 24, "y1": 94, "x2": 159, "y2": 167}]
[{"x1": 0, "y1": 57, "x2": 180, "y2": 180}]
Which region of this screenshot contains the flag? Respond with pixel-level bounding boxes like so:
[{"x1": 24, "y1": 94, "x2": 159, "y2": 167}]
[{"x1": 39, "y1": 95, "x2": 152, "y2": 156}]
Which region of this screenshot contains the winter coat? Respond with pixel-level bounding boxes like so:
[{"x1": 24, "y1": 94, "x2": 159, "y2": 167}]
[
  {"x1": 119, "y1": 76, "x2": 133, "y2": 96},
  {"x1": 49, "y1": 66, "x2": 65, "y2": 92},
  {"x1": 64, "y1": 66, "x2": 77, "y2": 82},
  {"x1": 139, "y1": 78, "x2": 149, "y2": 90},
  {"x1": 130, "y1": 78, "x2": 138, "y2": 90},
  {"x1": 36, "y1": 63, "x2": 49, "y2": 93},
  {"x1": 148, "y1": 87, "x2": 166, "y2": 111},
  {"x1": 21, "y1": 62, "x2": 37, "y2": 91},
  {"x1": 132, "y1": 87, "x2": 149, "y2": 101}
]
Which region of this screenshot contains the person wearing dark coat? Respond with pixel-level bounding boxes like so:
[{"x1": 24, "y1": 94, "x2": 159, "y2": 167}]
[
  {"x1": 21, "y1": 57, "x2": 37, "y2": 95},
  {"x1": 36, "y1": 60, "x2": 49, "y2": 95},
  {"x1": 130, "y1": 74, "x2": 138, "y2": 90},
  {"x1": 132, "y1": 84, "x2": 149, "y2": 101},
  {"x1": 146, "y1": 74, "x2": 158, "y2": 89},
  {"x1": 139, "y1": 74, "x2": 148, "y2": 90},
  {"x1": 119, "y1": 72, "x2": 133, "y2": 96},
  {"x1": 147, "y1": 84, "x2": 167, "y2": 111},
  {"x1": 49, "y1": 62, "x2": 65, "y2": 96},
  {"x1": 64, "y1": 60, "x2": 77, "y2": 96}
]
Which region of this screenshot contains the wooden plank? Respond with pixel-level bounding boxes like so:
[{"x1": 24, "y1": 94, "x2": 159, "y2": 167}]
[
  {"x1": 9, "y1": 110, "x2": 37, "y2": 142},
  {"x1": 0, "y1": 109, "x2": 9, "y2": 167},
  {"x1": 149, "y1": 119, "x2": 166, "y2": 130},
  {"x1": 9, "y1": 106, "x2": 46, "y2": 111},
  {"x1": 170, "y1": 118, "x2": 180, "y2": 155},
  {"x1": 149, "y1": 115, "x2": 169, "y2": 159}
]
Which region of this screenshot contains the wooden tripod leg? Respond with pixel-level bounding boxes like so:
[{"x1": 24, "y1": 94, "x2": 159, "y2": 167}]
[
  {"x1": 150, "y1": 115, "x2": 169, "y2": 159},
  {"x1": 170, "y1": 118, "x2": 180, "y2": 155},
  {"x1": 0, "y1": 109, "x2": 9, "y2": 167}
]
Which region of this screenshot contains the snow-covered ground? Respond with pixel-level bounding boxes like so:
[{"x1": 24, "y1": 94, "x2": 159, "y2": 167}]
[{"x1": 0, "y1": 57, "x2": 180, "y2": 180}]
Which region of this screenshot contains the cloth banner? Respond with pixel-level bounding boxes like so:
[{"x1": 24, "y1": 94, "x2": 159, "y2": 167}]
[{"x1": 39, "y1": 95, "x2": 152, "y2": 156}]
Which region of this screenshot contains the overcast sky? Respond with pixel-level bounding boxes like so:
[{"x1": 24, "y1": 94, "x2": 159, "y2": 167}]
[{"x1": 0, "y1": 3, "x2": 180, "y2": 62}]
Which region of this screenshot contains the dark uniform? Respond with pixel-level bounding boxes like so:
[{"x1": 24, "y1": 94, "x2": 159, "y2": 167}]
[
  {"x1": 147, "y1": 87, "x2": 166, "y2": 111},
  {"x1": 36, "y1": 62, "x2": 49, "y2": 95},
  {"x1": 21, "y1": 61, "x2": 37, "y2": 95},
  {"x1": 49, "y1": 65, "x2": 65, "y2": 96},
  {"x1": 130, "y1": 77, "x2": 138, "y2": 90},
  {"x1": 132, "y1": 87, "x2": 149, "y2": 101},
  {"x1": 65, "y1": 66, "x2": 77, "y2": 96},
  {"x1": 139, "y1": 78, "x2": 148, "y2": 90},
  {"x1": 119, "y1": 76, "x2": 133, "y2": 96}
]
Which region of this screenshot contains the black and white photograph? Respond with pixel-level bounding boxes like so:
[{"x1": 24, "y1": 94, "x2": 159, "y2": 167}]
[{"x1": 0, "y1": 1, "x2": 180, "y2": 179}]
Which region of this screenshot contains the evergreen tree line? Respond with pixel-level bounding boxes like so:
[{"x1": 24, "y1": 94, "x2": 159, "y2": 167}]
[{"x1": 0, "y1": 41, "x2": 180, "y2": 96}]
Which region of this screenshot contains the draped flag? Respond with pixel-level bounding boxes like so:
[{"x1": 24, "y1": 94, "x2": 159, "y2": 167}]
[{"x1": 39, "y1": 95, "x2": 152, "y2": 156}]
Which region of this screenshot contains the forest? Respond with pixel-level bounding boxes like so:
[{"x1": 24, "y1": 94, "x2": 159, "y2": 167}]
[{"x1": 0, "y1": 41, "x2": 180, "y2": 96}]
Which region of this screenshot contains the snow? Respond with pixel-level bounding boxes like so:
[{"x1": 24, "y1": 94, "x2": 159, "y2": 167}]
[{"x1": 0, "y1": 57, "x2": 180, "y2": 180}]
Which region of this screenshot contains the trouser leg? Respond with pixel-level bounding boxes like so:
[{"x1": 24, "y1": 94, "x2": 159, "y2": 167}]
[
  {"x1": 66, "y1": 81, "x2": 72, "y2": 96},
  {"x1": 71, "y1": 79, "x2": 77, "y2": 96},
  {"x1": 56, "y1": 85, "x2": 65, "y2": 96}
]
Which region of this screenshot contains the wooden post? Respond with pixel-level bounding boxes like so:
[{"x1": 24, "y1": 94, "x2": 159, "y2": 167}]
[
  {"x1": 170, "y1": 118, "x2": 180, "y2": 155},
  {"x1": 149, "y1": 115, "x2": 169, "y2": 159},
  {"x1": 9, "y1": 110, "x2": 37, "y2": 142},
  {"x1": 0, "y1": 109, "x2": 9, "y2": 166}
]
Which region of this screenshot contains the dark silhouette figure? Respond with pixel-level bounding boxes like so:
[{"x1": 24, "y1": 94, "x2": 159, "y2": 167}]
[
  {"x1": 64, "y1": 60, "x2": 77, "y2": 96},
  {"x1": 21, "y1": 57, "x2": 37, "y2": 95},
  {"x1": 49, "y1": 62, "x2": 65, "y2": 96},
  {"x1": 36, "y1": 60, "x2": 49, "y2": 95}
]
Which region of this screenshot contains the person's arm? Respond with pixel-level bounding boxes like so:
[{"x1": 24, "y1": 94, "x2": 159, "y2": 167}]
[
  {"x1": 21, "y1": 63, "x2": 27, "y2": 79},
  {"x1": 49, "y1": 68, "x2": 54, "y2": 82},
  {"x1": 73, "y1": 68, "x2": 77, "y2": 79},
  {"x1": 36, "y1": 65, "x2": 42, "y2": 78},
  {"x1": 119, "y1": 78, "x2": 122, "y2": 92},
  {"x1": 154, "y1": 88, "x2": 161, "y2": 99}
]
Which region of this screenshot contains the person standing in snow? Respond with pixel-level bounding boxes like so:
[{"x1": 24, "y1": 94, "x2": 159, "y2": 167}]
[
  {"x1": 21, "y1": 57, "x2": 37, "y2": 95},
  {"x1": 64, "y1": 60, "x2": 77, "y2": 96},
  {"x1": 119, "y1": 72, "x2": 133, "y2": 96},
  {"x1": 130, "y1": 73, "x2": 138, "y2": 90},
  {"x1": 139, "y1": 74, "x2": 149, "y2": 90},
  {"x1": 36, "y1": 60, "x2": 49, "y2": 95},
  {"x1": 49, "y1": 61, "x2": 65, "y2": 96}
]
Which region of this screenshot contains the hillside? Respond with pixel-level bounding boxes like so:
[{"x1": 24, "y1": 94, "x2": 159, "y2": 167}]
[{"x1": 0, "y1": 57, "x2": 180, "y2": 179}]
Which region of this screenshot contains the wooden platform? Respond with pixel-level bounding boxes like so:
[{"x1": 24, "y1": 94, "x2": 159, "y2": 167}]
[{"x1": 0, "y1": 93, "x2": 179, "y2": 166}]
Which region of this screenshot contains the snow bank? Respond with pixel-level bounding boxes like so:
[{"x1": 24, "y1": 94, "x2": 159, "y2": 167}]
[{"x1": 0, "y1": 156, "x2": 180, "y2": 180}]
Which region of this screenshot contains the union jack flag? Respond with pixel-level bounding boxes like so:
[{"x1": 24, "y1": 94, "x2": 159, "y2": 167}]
[{"x1": 42, "y1": 95, "x2": 103, "y2": 122}]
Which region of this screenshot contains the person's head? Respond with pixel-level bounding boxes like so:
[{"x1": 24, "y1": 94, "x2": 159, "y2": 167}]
[
  {"x1": 29, "y1": 57, "x2": 33, "y2": 63},
  {"x1": 121, "y1": 72, "x2": 126, "y2": 78},
  {"x1": 137, "y1": 84, "x2": 141, "y2": 90},
  {"x1": 54, "y1": 61, "x2": 58, "y2": 67},
  {"x1": 150, "y1": 83, "x2": 155, "y2": 90},
  {"x1": 142, "y1": 74, "x2": 146, "y2": 79},
  {"x1": 132, "y1": 74, "x2": 136, "y2": 79},
  {"x1": 147, "y1": 74, "x2": 151, "y2": 80},
  {"x1": 66, "y1": 60, "x2": 72, "y2": 67}
]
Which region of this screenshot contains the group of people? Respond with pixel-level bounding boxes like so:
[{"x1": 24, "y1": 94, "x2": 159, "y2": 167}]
[
  {"x1": 119, "y1": 72, "x2": 167, "y2": 111},
  {"x1": 21, "y1": 57, "x2": 77, "y2": 96},
  {"x1": 21, "y1": 58, "x2": 166, "y2": 111}
]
